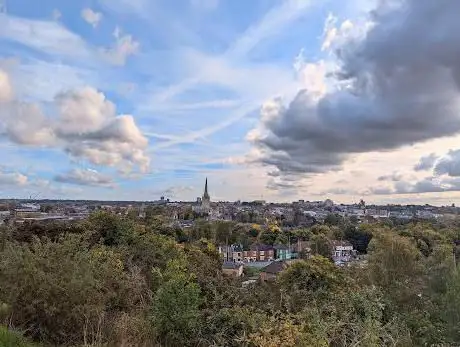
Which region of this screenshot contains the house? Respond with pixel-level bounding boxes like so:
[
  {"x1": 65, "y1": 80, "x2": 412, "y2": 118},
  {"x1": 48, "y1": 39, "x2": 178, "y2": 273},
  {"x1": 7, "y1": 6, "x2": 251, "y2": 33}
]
[
  {"x1": 222, "y1": 262, "x2": 244, "y2": 277},
  {"x1": 331, "y1": 240, "x2": 356, "y2": 265},
  {"x1": 259, "y1": 260, "x2": 289, "y2": 282},
  {"x1": 243, "y1": 244, "x2": 275, "y2": 262},
  {"x1": 218, "y1": 244, "x2": 244, "y2": 262},
  {"x1": 273, "y1": 244, "x2": 294, "y2": 260}
]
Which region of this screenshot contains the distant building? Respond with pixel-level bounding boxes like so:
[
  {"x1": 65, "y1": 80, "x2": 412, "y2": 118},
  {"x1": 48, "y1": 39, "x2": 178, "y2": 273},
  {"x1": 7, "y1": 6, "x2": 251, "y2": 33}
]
[
  {"x1": 274, "y1": 244, "x2": 295, "y2": 260},
  {"x1": 331, "y1": 240, "x2": 356, "y2": 265},
  {"x1": 202, "y1": 177, "x2": 211, "y2": 211},
  {"x1": 218, "y1": 244, "x2": 244, "y2": 262},
  {"x1": 243, "y1": 244, "x2": 275, "y2": 262},
  {"x1": 260, "y1": 260, "x2": 289, "y2": 282},
  {"x1": 193, "y1": 178, "x2": 211, "y2": 215},
  {"x1": 222, "y1": 262, "x2": 244, "y2": 277}
]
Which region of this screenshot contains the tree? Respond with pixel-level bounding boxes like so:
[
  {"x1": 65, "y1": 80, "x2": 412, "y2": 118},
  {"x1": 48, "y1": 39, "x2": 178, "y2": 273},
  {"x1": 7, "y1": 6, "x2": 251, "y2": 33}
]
[
  {"x1": 259, "y1": 230, "x2": 277, "y2": 245},
  {"x1": 324, "y1": 213, "x2": 342, "y2": 226},
  {"x1": 85, "y1": 211, "x2": 135, "y2": 246},
  {"x1": 310, "y1": 234, "x2": 332, "y2": 259},
  {"x1": 151, "y1": 259, "x2": 202, "y2": 345},
  {"x1": 344, "y1": 224, "x2": 373, "y2": 253},
  {"x1": 0, "y1": 234, "x2": 146, "y2": 345}
]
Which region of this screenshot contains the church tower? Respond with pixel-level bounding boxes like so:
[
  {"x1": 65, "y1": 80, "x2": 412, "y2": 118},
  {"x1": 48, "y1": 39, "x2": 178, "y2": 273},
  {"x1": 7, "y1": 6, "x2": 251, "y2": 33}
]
[
  {"x1": 201, "y1": 177, "x2": 211, "y2": 212},
  {"x1": 203, "y1": 177, "x2": 210, "y2": 201}
]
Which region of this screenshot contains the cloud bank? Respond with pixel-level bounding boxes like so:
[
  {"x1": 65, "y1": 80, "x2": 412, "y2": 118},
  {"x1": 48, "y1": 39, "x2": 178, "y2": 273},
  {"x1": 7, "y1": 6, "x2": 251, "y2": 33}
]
[{"x1": 249, "y1": 0, "x2": 460, "y2": 179}]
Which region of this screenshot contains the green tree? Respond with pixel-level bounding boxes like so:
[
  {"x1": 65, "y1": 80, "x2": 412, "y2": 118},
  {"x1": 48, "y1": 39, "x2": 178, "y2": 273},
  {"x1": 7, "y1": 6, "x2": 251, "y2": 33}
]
[
  {"x1": 310, "y1": 234, "x2": 332, "y2": 258},
  {"x1": 85, "y1": 211, "x2": 136, "y2": 246},
  {"x1": 151, "y1": 259, "x2": 202, "y2": 345},
  {"x1": 343, "y1": 224, "x2": 373, "y2": 253}
]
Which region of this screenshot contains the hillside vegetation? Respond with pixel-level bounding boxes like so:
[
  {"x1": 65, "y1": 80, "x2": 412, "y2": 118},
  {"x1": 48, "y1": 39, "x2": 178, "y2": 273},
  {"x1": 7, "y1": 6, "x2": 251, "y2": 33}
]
[{"x1": 0, "y1": 211, "x2": 460, "y2": 346}]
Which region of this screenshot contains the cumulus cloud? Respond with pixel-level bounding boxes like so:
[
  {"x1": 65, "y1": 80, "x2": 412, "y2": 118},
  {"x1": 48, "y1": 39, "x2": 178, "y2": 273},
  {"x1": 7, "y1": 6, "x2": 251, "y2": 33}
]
[
  {"x1": 434, "y1": 149, "x2": 460, "y2": 177},
  {"x1": 0, "y1": 170, "x2": 28, "y2": 186},
  {"x1": 81, "y1": 8, "x2": 103, "y2": 28},
  {"x1": 414, "y1": 153, "x2": 439, "y2": 171},
  {"x1": 54, "y1": 168, "x2": 114, "y2": 187},
  {"x1": 0, "y1": 68, "x2": 150, "y2": 173},
  {"x1": 55, "y1": 87, "x2": 116, "y2": 135},
  {"x1": 249, "y1": 0, "x2": 460, "y2": 179},
  {"x1": 101, "y1": 27, "x2": 139, "y2": 66},
  {"x1": 321, "y1": 13, "x2": 354, "y2": 52}
]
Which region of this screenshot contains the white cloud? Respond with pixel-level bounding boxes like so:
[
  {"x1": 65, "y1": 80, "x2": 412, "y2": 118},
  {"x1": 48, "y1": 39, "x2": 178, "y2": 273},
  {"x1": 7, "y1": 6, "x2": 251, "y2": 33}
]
[
  {"x1": 81, "y1": 8, "x2": 103, "y2": 28},
  {"x1": 101, "y1": 27, "x2": 140, "y2": 66},
  {"x1": 0, "y1": 14, "x2": 137, "y2": 67},
  {"x1": 55, "y1": 168, "x2": 114, "y2": 187},
  {"x1": 321, "y1": 13, "x2": 355, "y2": 52},
  {"x1": 55, "y1": 87, "x2": 116, "y2": 134},
  {"x1": 0, "y1": 170, "x2": 28, "y2": 186},
  {"x1": 0, "y1": 68, "x2": 150, "y2": 174},
  {"x1": 0, "y1": 15, "x2": 92, "y2": 59},
  {"x1": 0, "y1": 69, "x2": 13, "y2": 102},
  {"x1": 3, "y1": 102, "x2": 55, "y2": 145}
]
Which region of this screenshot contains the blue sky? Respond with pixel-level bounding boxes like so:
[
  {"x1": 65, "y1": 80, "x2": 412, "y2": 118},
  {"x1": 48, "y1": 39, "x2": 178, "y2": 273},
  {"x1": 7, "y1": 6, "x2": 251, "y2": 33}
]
[
  {"x1": 1, "y1": 0, "x2": 460, "y2": 205},
  {"x1": 0, "y1": 0, "x2": 332, "y2": 201}
]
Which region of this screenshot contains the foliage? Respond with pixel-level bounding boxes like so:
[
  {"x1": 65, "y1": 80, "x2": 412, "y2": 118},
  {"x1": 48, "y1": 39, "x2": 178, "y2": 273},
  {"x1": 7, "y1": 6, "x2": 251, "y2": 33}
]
[
  {"x1": 0, "y1": 326, "x2": 38, "y2": 347},
  {"x1": 150, "y1": 259, "x2": 202, "y2": 345},
  {"x1": 310, "y1": 234, "x2": 332, "y2": 258},
  {"x1": 0, "y1": 234, "x2": 150, "y2": 346},
  {"x1": 1, "y1": 213, "x2": 460, "y2": 346},
  {"x1": 344, "y1": 224, "x2": 373, "y2": 253}
]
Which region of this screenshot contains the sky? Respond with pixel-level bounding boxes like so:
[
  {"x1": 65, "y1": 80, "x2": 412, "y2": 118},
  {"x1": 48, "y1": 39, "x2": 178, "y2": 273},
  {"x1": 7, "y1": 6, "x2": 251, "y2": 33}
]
[{"x1": 1, "y1": 0, "x2": 460, "y2": 205}]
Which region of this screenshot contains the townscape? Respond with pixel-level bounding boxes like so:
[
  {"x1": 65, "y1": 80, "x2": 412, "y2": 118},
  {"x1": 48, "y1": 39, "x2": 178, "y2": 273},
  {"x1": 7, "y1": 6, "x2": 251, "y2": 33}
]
[
  {"x1": 1, "y1": 178, "x2": 460, "y2": 346},
  {"x1": 2, "y1": 0, "x2": 460, "y2": 345}
]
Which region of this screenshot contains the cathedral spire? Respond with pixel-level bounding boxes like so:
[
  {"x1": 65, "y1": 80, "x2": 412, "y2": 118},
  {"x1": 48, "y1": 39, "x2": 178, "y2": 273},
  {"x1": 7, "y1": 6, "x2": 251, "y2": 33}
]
[{"x1": 203, "y1": 177, "x2": 210, "y2": 201}]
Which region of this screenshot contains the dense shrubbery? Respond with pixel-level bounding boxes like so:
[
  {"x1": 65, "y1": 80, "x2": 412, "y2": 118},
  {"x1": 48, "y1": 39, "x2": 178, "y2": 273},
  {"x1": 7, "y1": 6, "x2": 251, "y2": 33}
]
[{"x1": 0, "y1": 212, "x2": 459, "y2": 346}]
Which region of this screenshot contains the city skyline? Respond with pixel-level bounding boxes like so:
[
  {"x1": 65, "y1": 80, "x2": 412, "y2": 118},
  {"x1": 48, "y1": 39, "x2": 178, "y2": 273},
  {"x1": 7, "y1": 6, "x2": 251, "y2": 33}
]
[{"x1": 1, "y1": 0, "x2": 460, "y2": 206}]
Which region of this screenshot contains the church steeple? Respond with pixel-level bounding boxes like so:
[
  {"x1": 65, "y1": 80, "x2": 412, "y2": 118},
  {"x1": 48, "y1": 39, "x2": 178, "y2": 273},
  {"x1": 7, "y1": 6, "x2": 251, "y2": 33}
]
[{"x1": 203, "y1": 177, "x2": 210, "y2": 201}]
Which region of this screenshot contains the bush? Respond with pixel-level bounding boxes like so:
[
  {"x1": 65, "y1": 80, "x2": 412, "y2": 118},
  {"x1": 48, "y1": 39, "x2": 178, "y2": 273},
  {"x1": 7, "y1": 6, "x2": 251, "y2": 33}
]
[
  {"x1": 0, "y1": 234, "x2": 150, "y2": 345},
  {"x1": 0, "y1": 326, "x2": 37, "y2": 347}
]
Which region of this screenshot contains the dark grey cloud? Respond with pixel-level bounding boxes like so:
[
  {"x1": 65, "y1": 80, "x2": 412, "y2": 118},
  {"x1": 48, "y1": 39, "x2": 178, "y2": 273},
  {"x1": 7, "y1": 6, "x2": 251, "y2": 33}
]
[
  {"x1": 434, "y1": 149, "x2": 460, "y2": 177},
  {"x1": 54, "y1": 168, "x2": 114, "y2": 187},
  {"x1": 378, "y1": 172, "x2": 402, "y2": 182},
  {"x1": 250, "y1": 0, "x2": 460, "y2": 176},
  {"x1": 414, "y1": 153, "x2": 439, "y2": 171}
]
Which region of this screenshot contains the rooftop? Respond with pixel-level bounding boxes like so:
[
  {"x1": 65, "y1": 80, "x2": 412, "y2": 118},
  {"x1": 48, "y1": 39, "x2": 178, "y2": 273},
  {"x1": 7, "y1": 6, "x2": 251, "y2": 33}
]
[{"x1": 261, "y1": 260, "x2": 289, "y2": 274}]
